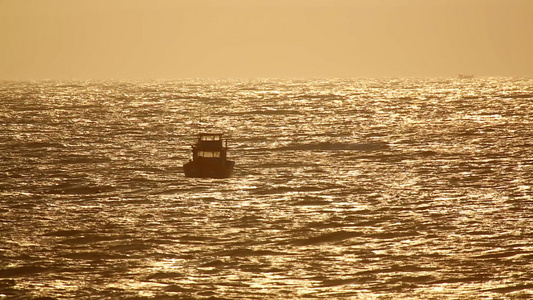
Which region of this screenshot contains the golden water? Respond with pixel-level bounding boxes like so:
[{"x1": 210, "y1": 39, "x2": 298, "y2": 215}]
[{"x1": 1, "y1": 78, "x2": 532, "y2": 298}]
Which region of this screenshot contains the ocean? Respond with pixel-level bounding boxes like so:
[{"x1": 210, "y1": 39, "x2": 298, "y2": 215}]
[{"x1": 1, "y1": 78, "x2": 532, "y2": 299}]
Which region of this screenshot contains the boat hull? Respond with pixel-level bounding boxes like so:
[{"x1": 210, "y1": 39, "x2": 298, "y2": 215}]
[{"x1": 183, "y1": 160, "x2": 234, "y2": 178}]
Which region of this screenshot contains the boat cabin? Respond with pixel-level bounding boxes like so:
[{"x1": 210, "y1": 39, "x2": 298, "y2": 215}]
[
  {"x1": 192, "y1": 134, "x2": 228, "y2": 161},
  {"x1": 184, "y1": 133, "x2": 235, "y2": 178}
]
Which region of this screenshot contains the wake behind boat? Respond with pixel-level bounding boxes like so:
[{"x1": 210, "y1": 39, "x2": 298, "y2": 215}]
[{"x1": 183, "y1": 133, "x2": 235, "y2": 178}]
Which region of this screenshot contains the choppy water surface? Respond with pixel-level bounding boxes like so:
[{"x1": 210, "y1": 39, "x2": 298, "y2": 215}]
[{"x1": 1, "y1": 78, "x2": 533, "y2": 299}]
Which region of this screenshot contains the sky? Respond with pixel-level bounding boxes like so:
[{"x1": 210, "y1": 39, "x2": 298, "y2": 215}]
[{"x1": 1, "y1": 0, "x2": 532, "y2": 79}]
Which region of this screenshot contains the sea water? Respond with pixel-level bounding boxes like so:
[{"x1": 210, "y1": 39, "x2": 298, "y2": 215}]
[{"x1": 1, "y1": 78, "x2": 532, "y2": 299}]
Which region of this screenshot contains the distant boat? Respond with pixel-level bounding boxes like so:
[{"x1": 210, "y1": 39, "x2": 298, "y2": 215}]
[
  {"x1": 458, "y1": 73, "x2": 474, "y2": 79},
  {"x1": 183, "y1": 133, "x2": 235, "y2": 178}
]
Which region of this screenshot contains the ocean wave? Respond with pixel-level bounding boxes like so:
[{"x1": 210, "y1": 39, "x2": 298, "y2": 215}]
[{"x1": 278, "y1": 141, "x2": 390, "y2": 151}]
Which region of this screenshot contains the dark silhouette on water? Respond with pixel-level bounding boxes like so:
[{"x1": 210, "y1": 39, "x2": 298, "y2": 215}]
[
  {"x1": 183, "y1": 133, "x2": 235, "y2": 178},
  {"x1": 458, "y1": 73, "x2": 474, "y2": 79}
]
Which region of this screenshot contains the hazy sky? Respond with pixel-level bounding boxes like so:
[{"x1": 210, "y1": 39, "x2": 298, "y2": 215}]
[{"x1": 1, "y1": 0, "x2": 532, "y2": 79}]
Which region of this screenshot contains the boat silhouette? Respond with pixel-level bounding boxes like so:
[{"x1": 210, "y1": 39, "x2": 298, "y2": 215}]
[
  {"x1": 183, "y1": 133, "x2": 235, "y2": 178},
  {"x1": 458, "y1": 73, "x2": 474, "y2": 79}
]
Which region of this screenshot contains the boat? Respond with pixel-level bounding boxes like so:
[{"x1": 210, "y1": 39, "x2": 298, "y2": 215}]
[
  {"x1": 458, "y1": 73, "x2": 474, "y2": 79},
  {"x1": 183, "y1": 133, "x2": 235, "y2": 178}
]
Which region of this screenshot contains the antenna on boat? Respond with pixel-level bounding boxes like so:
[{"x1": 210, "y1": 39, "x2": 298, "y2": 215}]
[{"x1": 197, "y1": 100, "x2": 205, "y2": 134}]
